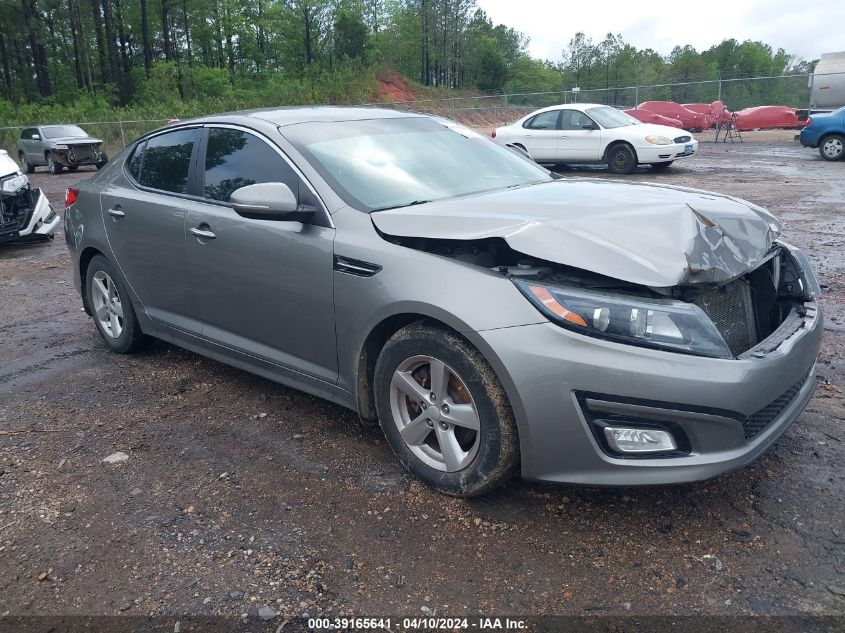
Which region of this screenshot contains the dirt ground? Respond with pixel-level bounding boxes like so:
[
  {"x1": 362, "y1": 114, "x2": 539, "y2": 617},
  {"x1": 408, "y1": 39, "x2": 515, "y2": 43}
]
[{"x1": 1, "y1": 135, "x2": 844, "y2": 627}]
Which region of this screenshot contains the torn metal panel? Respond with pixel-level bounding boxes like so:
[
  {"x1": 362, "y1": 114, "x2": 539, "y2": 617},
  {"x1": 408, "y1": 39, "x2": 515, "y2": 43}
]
[{"x1": 370, "y1": 178, "x2": 781, "y2": 287}]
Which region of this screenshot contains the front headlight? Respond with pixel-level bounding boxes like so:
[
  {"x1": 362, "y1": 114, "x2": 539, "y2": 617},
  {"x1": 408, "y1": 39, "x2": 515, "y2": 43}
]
[
  {"x1": 53, "y1": 144, "x2": 68, "y2": 149},
  {"x1": 514, "y1": 279, "x2": 732, "y2": 358},
  {"x1": 0, "y1": 173, "x2": 29, "y2": 194},
  {"x1": 644, "y1": 135, "x2": 673, "y2": 145}
]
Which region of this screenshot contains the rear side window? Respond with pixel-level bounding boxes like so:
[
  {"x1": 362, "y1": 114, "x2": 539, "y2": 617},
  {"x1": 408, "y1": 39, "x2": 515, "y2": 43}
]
[
  {"x1": 128, "y1": 141, "x2": 146, "y2": 181},
  {"x1": 524, "y1": 111, "x2": 560, "y2": 130},
  {"x1": 202, "y1": 128, "x2": 299, "y2": 202},
  {"x1": 138, "y1": 128, "x2": 200, "y2": 194}
]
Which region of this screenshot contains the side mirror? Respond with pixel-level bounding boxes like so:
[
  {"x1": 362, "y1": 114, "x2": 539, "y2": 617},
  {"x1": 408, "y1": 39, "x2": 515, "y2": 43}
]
[
  {"x1": 32, "y1": 134, "x2": 41, "y2": 140},
  {"x1": 229, "y1": 182, "x2": 313, "y2": 222}
]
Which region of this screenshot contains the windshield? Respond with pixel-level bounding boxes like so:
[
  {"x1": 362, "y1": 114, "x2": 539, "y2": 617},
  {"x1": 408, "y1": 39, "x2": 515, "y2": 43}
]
[
  {"x1": 587, "y1": 107, "x2": 639, "y2": 129},
  {"x1": 283, "y1": 117, "x2": 551, "y2": 211},
  {"x1": 41, "y1": 125, "x2": 87, "y2": 139}
]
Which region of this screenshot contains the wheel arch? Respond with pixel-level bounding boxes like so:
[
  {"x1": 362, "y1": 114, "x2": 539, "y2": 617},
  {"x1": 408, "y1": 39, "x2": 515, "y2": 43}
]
[
  {"x1": 354, "y1": 312, "x2": 529, "y2": 468},
  {"x1": 602, "y1": 139, "x2": 637, "y2": 162},
  {"x1": 78, "y1": 246, "x2": 107, "y2": 315}
]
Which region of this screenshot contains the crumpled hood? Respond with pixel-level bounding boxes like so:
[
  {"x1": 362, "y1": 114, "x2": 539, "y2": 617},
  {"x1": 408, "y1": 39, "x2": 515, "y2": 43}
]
[
  {"x1": 371, "y1": 178, "x2": 781, "y2": 287},
  {"x1": 49, "y1": 136, "x2": 102, "y2": 146},
  {"x1": 0, "y1": 150, "x2": 19, "y2": 178}
]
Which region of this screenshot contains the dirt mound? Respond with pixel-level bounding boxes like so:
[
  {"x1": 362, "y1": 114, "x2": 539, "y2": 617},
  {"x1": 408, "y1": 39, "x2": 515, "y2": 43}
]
[{"x1": 375, "y1": 71, "x2": 419, "y2": 103}]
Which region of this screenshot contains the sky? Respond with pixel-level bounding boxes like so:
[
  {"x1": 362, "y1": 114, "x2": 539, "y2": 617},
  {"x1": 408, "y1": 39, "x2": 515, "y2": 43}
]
[{"x1": 475, "y1": 0, "x2": 842, "y2": 64}]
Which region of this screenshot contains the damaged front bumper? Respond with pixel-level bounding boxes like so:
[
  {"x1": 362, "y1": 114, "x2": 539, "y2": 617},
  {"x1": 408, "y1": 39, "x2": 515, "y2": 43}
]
[
  {"x1": 479, "y1": 295, "x2": 821, "y2": 485},
  {"x1": 0, "y1": 186, "x2": 59, "y2": 244},
  {"x1": 51, "y1": 144, "x2": 103, "y2": 167}
]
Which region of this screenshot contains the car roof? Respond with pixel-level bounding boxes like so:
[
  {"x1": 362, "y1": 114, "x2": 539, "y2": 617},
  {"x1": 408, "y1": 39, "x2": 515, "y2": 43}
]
[
  {"x1": 183, "y1": 106, "x2": 426, "y2": 128},
  {"x1": 529, "y1": 103, "x2": 606, "y2": 116}
]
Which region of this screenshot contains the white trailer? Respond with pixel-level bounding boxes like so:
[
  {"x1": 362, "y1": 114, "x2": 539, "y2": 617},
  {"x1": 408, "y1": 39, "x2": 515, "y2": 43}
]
[{"x1": 811, "y1": 51, "x2": 845, "y2": 109}]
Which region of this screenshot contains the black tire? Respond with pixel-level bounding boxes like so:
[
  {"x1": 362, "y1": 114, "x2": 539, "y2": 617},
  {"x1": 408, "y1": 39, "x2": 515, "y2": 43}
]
[
  {"x1": 374, "y1": 321, "x2": 519, "y2": 497},
  {"x1": 46, "y1": 153, "x2": 63, "y2": 174},
  {"x1": 96, "y1": 152, "x2": 109, "y2": 170},
  {"x1": 819, "y1": 134, "x2": 844, "y2": 161},
  {"x1": 606, "y1": 142, "x2": 637, "y2": 174},
  {"x1": 650, "y1": 161, "x2": 674, "y2": 170},
  {"x1": 67, "y1": 166, "x2": 79, "y2": 172},
  {"x1": 19, "y1": 152, "x2": 35, "y2": 174},
  {"x1": 85, "y1": 255, "x2": 145, "y2": 354}
]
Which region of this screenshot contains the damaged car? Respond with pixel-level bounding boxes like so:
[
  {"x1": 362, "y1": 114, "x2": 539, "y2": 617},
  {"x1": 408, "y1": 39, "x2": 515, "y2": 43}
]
[
  {"x1": 17, "y1": 124, "x2": 108, "y2": 174},
  {"x1": 0, "y1": 149, "x2": 58, "y2": 245},
  {"x1": 64, "y1": 109, "x2": 822, "y2": 496}
]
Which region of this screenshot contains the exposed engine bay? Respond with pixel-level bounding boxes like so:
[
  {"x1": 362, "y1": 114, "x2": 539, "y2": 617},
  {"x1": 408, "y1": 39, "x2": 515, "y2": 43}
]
[
  {"x1": 384, "y1": 234, "x2": 816, "y2": 359},
  {"x1": 0, "y1": 153, "x2": 58, "y2": 245}
]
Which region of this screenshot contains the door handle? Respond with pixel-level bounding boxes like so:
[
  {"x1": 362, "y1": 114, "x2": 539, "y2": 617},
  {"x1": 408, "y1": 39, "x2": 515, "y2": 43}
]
[
  {"x1": 107, "y1": 207, "x2": 125, "y2": 218},
  {"x1": 189, "y1": 227, "x2": 216, "y2": 240}
]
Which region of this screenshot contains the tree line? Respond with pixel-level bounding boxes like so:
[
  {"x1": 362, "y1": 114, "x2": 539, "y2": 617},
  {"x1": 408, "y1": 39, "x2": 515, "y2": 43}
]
[{"x1": 0, "y1": 0, "x2": 818, "y2": 116}]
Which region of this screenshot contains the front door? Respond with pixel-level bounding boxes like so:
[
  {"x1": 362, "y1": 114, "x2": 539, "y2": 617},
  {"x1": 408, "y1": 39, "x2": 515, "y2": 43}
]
[
  {"x1": 100, "y1": 127, "x2": 202, "y2": 334},
  {"x1": 557, "y1": 110, "x2": 603, "y2": 161},
  {"x1": 185, "y1": 126, "x2": 338, "y2": 383}
]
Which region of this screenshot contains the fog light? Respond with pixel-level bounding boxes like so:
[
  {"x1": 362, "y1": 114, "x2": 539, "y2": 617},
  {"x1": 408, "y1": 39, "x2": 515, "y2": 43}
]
[{"x1": 603, "y1": 426, "x2": 677, "y2": 454}]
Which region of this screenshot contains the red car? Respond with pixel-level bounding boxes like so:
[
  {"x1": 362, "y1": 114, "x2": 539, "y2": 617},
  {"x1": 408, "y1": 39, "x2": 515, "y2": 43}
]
[
  {"x1": 623, "y1": 108, "x2": 684, "y2": 128},
  {"x1": 637, "y1": 101, "x2": 711, "y2": 131},
  {"x1": 733, "y1": 106, "x2": 807, "y2": 131}
]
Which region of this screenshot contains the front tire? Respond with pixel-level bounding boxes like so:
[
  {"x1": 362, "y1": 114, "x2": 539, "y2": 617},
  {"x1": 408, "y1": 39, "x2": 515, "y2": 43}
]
[
  {"x1": 46, "y1": 153, "x2": 63, "y2": 174},
  {"x1": 19, "y1": 152, "x2": 35, "y2": 174},
  {"x1": 85, "y1": 255, "x2": 145, "y2": 353},
  {"x1": 607, "y1": 143, "x2": 637, "y2": 174},
  {"x1": 819, "y1": 134, "x2": 844, "y2": 161},
  {"x1": 96, "y1": 152, "x2": 109, "y2": 170},
  {"x1": 374, "y1": 322, "x2": 519, "y2": 497}
]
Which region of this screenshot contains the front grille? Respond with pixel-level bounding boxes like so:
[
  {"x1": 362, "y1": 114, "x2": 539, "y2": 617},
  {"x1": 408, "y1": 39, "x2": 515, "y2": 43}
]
[
  {"x1": 692, "y1": 281, "x2": 756, "y2": 356},
  {"x1": 70, "y1": 144, "x2": 95, "y2": 161},
  {"x1": 674, "y1": 135, "x2": 691, "y2": 143},
  {"x1": 742, "y1": 371, "x2": 811, "y2": 439}
]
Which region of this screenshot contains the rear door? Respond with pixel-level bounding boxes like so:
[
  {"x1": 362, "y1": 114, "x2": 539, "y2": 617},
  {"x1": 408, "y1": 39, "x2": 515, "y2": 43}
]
[
  {"x1": 184, "y1": 126, "x2": 338, "y2": 383},
  {"x1": 99, "y1": 127, "x2": 202, "y2": 334},
  {"x1": 557, "y1": 110, "x2": 603, "y2": 161},
  {"x1": 519, "y1": 110, "x2": 561, "y2": 161}
]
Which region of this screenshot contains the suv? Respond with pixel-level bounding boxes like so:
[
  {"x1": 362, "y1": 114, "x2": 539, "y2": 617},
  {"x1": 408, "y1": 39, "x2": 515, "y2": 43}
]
[{"x1": 17, "y1": 124, "x2": 108, "y2": 174}]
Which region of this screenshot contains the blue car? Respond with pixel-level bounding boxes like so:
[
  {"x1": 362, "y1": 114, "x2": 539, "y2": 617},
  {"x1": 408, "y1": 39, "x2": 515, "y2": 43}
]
[{"x1": 799, "y1": 106, "x2": 845, "y2": 161}]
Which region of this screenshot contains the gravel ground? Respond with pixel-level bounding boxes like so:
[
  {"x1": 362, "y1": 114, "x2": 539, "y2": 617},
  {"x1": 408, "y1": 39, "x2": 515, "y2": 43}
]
[{"x1": 1, "y1": 137, "x2": 844, "y2": 625}]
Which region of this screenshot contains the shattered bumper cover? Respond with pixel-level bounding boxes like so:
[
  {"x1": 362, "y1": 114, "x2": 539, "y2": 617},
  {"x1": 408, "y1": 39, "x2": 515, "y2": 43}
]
[{"x1": 476, "y1": 297, "x2": 822, "y2": 485}]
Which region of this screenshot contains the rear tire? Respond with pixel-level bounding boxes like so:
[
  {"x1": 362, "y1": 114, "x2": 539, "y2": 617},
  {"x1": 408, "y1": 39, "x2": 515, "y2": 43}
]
[
  {"x1": 46, "y1": 153, "x2": 63, "y2": 174},
  {"x1": 374, "y1": 322, "x2": 519, "y2": 497},
  {"x1": 650, "y1": 161, "x2": 674, "y2": 170},
  {"x1": 819, "y1": 134, "x2": 844, "y2": 161},
  {"x1": 19, "y1": 152, "x2": 35, "y2": 174},
  {"x1": 85, "y1": 255, "x2": 145, "y2": 354},
  {"x1": 607, "y1": 143, "x2": 637, "y2": 174}
]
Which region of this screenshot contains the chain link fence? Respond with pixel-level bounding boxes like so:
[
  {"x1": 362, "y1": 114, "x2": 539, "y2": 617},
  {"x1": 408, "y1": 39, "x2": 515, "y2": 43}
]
[{"x1": 1, "y1": 73, "x2": 842, "y2": 160}]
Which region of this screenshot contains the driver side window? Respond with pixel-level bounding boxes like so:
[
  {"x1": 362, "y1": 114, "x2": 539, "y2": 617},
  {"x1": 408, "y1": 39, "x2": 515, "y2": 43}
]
[
  {"x1": 203, "y1": 128, "x2": 300, "y2": 203},
  {"x1": 560, "y1": 110, "x2": 595, "y2": 131}
]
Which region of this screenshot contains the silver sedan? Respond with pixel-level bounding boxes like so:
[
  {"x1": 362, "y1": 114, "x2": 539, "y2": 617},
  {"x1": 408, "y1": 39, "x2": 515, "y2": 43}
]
[{"x1": 63, "y1": 108, "x2": 822, "y2": 496}]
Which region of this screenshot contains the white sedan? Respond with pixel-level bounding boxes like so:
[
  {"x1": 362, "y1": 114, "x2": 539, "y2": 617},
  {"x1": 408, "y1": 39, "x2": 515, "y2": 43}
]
[{"x1": 492, "y1": 103, "x2": 698, "y2": 174}]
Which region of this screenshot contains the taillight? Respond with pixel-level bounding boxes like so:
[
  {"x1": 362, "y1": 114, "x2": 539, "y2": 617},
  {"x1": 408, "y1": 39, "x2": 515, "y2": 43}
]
[
  {"x1": 807, "y1": 117, "x2": 812, "y2": 126},
  {"x1": 65, "y1": 187, "x2": 78, "y2": 207},
  {"x1": 491, "y1": 129, "x2": 497, "y2": 138}
]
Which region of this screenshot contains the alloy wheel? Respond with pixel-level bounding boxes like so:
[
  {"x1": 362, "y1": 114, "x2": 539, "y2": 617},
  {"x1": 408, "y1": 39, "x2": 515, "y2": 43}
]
[
  {"x1": 91, "y1": 270, "x2": 124, "y2": 339},
  {"x1": 389, "y1": 355, "x2": 481, "y2": 472},
  {"x1": 822, "y1": 137, "x2": 843, "y2": 159}
]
